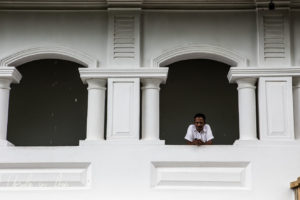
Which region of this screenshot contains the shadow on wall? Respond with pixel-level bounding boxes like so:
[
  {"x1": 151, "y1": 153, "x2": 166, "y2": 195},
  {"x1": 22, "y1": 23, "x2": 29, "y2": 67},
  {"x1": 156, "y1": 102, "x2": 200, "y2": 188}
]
[
  {"x1": 160, "y1": 59, "x2": 239, "y2": 145},
  {"x1": 7, "y1": 59, "x2": 87, "y2": 146}
]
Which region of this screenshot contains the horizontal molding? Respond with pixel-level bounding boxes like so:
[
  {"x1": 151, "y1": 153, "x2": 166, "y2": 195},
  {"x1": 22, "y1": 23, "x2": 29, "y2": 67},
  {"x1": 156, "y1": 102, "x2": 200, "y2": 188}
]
[
  {"x1": 79, "y1": 67, "x2": 169, "y2": 83},
  {"x1": 151, "y1": 161, "x2": 251, "y2": 189},
  {"x1": 1, "y1": 0, "x2": 300, "y2": 10},
  {"x1": 0, "y1": 162, "x2": 91, "y2": 189},
  {"x1": 0, "y1": 1, "x2": 107, "y2": 10},
  {"x1": 228, "y1": 67, "x2": 300, "y2": 83}
]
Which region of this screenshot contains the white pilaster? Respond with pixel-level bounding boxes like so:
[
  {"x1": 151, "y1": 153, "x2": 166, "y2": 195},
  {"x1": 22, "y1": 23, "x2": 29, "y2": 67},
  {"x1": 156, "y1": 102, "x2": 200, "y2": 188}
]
[
  {"x1": 0, "y1": 67, "x2": 22, "y2": 146},
  {"x1": 236, "y1": 78, "x2": 257, "y2": 141},
  {"x1": 85, "y1": 79, "x2": 106, "y2": 141},
  {"x1": 141, "y1": 78, "x2": 164, "y2": 144},
  {"x1": 293, "y1": 77, "x2": 300, "y2": 140}
]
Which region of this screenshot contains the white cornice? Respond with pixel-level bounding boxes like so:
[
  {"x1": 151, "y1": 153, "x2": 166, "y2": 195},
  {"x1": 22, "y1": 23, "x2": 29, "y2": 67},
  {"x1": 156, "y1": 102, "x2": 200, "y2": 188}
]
[
  {"x1": 1, "y1": 0, "x2": 300, "y2": 10},
  {"x1": 0, "y1": 1, "x2": 107, "y2": 10},
  {"x1": 228, "y1": 67, "x2": 300, "y2": 82},
  {"x1": 79, "y1": 67, "x2": 169, "y2": 83},
  {"x1": 256, "y1": 0, "x2": 291, "y2": 9}
]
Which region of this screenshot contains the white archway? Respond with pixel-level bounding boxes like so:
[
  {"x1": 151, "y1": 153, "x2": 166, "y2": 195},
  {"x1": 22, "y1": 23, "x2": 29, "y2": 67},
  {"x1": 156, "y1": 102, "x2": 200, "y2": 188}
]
[
  {"x1": 151, "y1": 44, "x2": 247, "y2": 68},
  {"x1": 0, "y1": 46, "x2": 99, "y2": 68}
]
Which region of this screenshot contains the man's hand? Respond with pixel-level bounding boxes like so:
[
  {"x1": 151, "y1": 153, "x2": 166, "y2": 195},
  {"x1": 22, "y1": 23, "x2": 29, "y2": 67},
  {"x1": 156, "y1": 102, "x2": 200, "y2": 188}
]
[
  {"x1": 193, "y1": 139, "x2": 204, "y2": 145},
  {"x1": 198, "y1": 139, "x2": 207, "y2": 145},
  {"x1": 187, "y1": 139, "x2": 212, "y2": 145}
]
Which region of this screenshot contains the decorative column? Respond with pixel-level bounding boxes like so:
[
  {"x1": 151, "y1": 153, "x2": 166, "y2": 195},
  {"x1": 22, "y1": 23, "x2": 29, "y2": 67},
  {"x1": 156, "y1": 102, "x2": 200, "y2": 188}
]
[
  {"x1": 85, "y1": 79, "x2": 106, "y2": 141},
  {"x1": 236, "y1": 78, "x2": 257, "y2": 141},
  {"x1": 80, "y1": 78, "x2": 106, "y2": 145},
  {"x1": 293, "y1": 77, "x2": 300, "y2": 140},
  {"x1": 0, "y1": 67, "x2": 22, "y2": 146},
  {"x1": 79, "y1": 67, "x2": 168, "y2": 144},
  {"x1": 141, "y1": 78, "x2": 164, "y2": 144}
]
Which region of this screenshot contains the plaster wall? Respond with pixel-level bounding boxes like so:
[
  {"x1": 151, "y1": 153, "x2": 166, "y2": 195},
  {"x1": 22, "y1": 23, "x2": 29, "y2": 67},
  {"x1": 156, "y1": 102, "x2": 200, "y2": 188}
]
[
  {"x1": 0, "y1": 11, "x2": 107, "y2": 67},
  {"x1": 143, "y1": 11, "x2": 257, "y2": 67},
  {"x1": 0, "y1": 11, "x2": 257, "y2": 68},
  {"x1": 0, "y1": 145, "x2": 297, "y2": 200}
]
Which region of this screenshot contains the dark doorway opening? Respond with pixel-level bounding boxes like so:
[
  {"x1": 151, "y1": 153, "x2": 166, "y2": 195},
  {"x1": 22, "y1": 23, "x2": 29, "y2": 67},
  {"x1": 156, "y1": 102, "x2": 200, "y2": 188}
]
[
  {"x1": 160, "y1": 59, "x2": 239, "y2": 145},
  {"x1": 7, "y1": 59, "x2": 87, "y2": 146}
]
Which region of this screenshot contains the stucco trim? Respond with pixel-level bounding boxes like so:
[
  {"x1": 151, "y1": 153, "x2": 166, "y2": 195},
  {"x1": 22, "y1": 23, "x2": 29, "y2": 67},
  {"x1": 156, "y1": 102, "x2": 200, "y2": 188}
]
[
  {"x1": 227, "y1": 66, "x2": 300, "y2": 83},
  {"x1": 151, "y1": 44, "x2": 247, "y2": 68},
  {"x1": 0, "y1": 46, "x2": 99, "y2": 68},
  {"x1": 79, "y1": 67, "x2": 168, "y2": 83}
]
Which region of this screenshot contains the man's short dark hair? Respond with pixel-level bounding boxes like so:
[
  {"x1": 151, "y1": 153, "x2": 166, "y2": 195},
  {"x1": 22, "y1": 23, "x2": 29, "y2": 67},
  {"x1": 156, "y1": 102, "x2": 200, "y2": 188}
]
[{"x1": 194, "y1": 113, "x2": 206, "y2": 122}]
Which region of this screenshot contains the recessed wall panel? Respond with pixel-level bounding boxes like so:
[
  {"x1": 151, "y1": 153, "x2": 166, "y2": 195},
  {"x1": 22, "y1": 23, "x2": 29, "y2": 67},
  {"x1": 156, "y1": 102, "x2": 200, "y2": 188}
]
[
  {"x1": 0, "y1": 162, "x2": 91, "y2": 189},
  {"x1": 112, "y1": 83, "x2": 132, "y2": 135},
  {"x1": 259, "y1": 77, "x2": 294, "y2": 140},
  {"x1": 107, "y1": 78, "x2": 140, "y2": 140},
  {"x1": 266, "y1": 82, "x2": 286, "y2": 135},
  {"x1": 151, "y1": 162, "x2": 251, "y2": 189}
]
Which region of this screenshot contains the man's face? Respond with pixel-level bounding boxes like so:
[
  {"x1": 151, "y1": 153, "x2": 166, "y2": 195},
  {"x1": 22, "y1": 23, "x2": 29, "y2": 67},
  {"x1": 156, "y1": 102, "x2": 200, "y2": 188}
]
[{"x1": 194, "y1": 117, "x2": 205, "y2": 132}]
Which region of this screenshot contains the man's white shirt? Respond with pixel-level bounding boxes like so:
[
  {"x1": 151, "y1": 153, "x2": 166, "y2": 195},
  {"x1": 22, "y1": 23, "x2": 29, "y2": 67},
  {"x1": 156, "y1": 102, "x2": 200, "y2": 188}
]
[{"x1": 184, "y1": 124, "x2": 214, "y2": 143}]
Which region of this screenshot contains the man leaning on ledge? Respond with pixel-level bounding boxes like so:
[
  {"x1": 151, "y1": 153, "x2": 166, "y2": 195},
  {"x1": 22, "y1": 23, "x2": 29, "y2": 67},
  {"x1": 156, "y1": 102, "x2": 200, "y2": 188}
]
[{"x1": 184, "y1": 113, "x2": 214, "y2": 145}]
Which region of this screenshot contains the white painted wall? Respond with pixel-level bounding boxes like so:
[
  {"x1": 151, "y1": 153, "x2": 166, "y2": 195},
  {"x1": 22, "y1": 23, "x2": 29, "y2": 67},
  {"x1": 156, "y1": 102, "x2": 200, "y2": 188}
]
[
  {"x1": 0, "y1": 11, "x2": 258, "y2": 68},
  {"x1": 0, "y1": 11, "x2": 108, "y2": 67},
  {"x1": 143, "y1": 11, "x2": 257, "y2": 67},
  {"x1": 0, "y1": 145, "x2": 298, "y2": 200}
]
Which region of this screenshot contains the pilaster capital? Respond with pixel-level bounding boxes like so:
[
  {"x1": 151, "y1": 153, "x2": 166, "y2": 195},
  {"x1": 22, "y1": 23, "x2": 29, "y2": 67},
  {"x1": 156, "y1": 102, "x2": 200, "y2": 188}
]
[
  {"x1": 86, "y1": 79, "x2": 107, "y2": 90},
  {"x1": 0, "y1": 67, "x2": 22, "y2": 89},
  {"x1": 79, "y1": 67, "x2": 168, "y2": 82},
  {"x1": 141, "y1": 78, "x2": 164, "y2": 90},
  {"x1": 227, "y1": 67, "x2": 300, "y2": 83},
  {"x1": 236, "y1": 78, "x2": 257, "y2": 90}
]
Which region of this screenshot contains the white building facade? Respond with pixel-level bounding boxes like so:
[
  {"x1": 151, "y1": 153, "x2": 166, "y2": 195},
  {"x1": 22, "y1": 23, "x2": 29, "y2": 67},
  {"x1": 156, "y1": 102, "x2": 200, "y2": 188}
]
[{"x1": 0, "y1": 0, "x2": 300, "y2": 199}]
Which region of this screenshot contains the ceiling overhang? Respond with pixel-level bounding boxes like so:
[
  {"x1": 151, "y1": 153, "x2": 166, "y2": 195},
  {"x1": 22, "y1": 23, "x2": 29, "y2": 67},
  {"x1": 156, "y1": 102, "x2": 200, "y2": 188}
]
[{"x1": 0, "y1": 0, "x2": 298, "y2": 10}]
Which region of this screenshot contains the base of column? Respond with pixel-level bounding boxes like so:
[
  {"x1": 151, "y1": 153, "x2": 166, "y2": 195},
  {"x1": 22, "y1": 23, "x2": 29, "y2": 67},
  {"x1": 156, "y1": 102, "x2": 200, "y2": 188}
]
[
  {"x1": 80, "y1": 139, "x2": 165, "y2": 146},
  {"x1": 0, "y1": 139, "x2": 14, "y2": 146},
  {"x1": 139, "y1": 139, "x2": 165, "y2": 145},
  {"x1": 106, "y1": 139, "x2": 165, "y2": 145},
  {"x1": 234, "y1": 139, "x2": 300, "y2": 146},
  {"x1": 79, "y1": 140, "x2": 106, "y2": 146}
]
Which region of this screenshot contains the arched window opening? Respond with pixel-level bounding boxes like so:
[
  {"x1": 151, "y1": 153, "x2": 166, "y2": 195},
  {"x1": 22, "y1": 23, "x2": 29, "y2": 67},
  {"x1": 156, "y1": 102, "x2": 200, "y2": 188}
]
[
  {"x1": 160, "y1": 59, "x2": 239, "y2": 145},
  {"x1": 7, "y1": 59, "x2": 87, "y2": 146}
]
